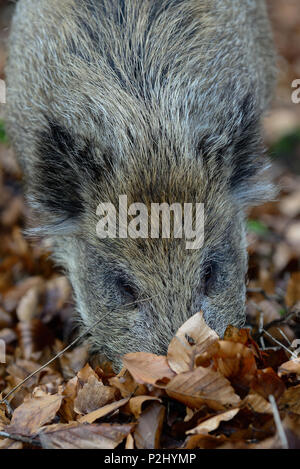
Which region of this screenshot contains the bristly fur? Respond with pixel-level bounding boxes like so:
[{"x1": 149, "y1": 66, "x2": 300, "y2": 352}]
[{"x1": 5, "y1": 0, "x2": 277, "y2": 369}]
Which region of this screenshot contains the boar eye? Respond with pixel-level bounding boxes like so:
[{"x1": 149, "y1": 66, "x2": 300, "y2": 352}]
[
  {"x1": 203, "y1": 261, "x2": 217, "y2": 296},
  {"x1": 115, "y1": 275, "x2": 137, "y2": 301}
]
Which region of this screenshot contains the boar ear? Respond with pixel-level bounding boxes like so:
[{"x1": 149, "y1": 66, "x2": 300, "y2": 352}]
[
  {"x1": 228, "y1": 93, "x2": 276, "y2": 208},
  {"x1": 28, "y1": 121, "x2": 104, "y2": 235}
]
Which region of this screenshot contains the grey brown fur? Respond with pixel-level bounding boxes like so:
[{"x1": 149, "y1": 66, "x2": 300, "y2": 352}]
[{"x1": 5, "y1": 0, "x2": 276, "y2": 368}]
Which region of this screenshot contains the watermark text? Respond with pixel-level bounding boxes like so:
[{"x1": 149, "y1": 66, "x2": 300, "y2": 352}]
[{"x1": 96, "y1": 196, "x2": 204, "y2": 250}]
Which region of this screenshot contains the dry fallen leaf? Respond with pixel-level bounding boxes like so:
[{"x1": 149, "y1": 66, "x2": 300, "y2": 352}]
[
  {"x1": 134, "y1": 402, "x2": 165, "y2": 449},
  {"x1": 122, "y1": 352, "x2": 175, "y2": 385},
  {"x1": 252, "y1": 368, "x2": 286, "y2": 400},
  {"x1": 273, "y1": 242, "x2": 294, "y2": 273},
  {"x1": 0, "y1": 307, "x2": 13, "y2": 329},
  {"x1": 76, "y1": 363, "x2": 99, "y2": 384},
  {"x1": 183, "y1": 433, "x2": 227, "y2": 449},
  {"x1": 167, "y1": 311, "x2": 218, "y2": 374},
  {"x1": 278, "y1": 358, "x2": 300, "y2": 377},
  {"x1": 6, "y1": 392, "x2": 63, "y2": 436},
  {"x1": 5, "y1": 359, "x2": 63, "y2": 408},
  {"x1": 166, "y1": 366, "x2": 241, "y2": 411},
  {"x1": 58, "y1": 343, "x2": 89, "y2": 380},
  {"x1": 60, "y1": 376, "x2": 78, "y2": 422},
  {"x1": 43, "y1": 276, "x2": 72, "y2": 320},
  {"x1": 223, "y1": 326, "x2": 251, "y2": 345},
  {"x1": 0, "y1": 407, "x2": 9, "y2": 430},
  {"x1": 125, "y1": 432, "x2": 135, "y2": 449},
  {"x1": 16, "y1": 286, "x2": 41, "y2": 322},
  {"x1": 279, "y1": 190, "x2": 300, "y2": 217},
  {"x1": 3, "y1": 277, "x2": 44, "y2": 314},
  {"x1": 126, "y1": 395, "x2": 162, "y2": 419},
  {"x1": 109, "y1": 368, "x2": 148, "y2": 398},
  {"x1": 16, "y1": 319, "x2": 55, "y2": 360},
  {"x1": 74, "y1": 374, "x2": 116, "y2": 415},
  {"x1": 186, "y1": 408, "x2": 239, "y2": 435},
  {"x1": 285, "y1": 272, "x2": 300, "y2": 308},
  {"x1": 286, "y1": 223, "x2": 300, "y2": 248},
  {"x1": 212, "y1": 340, "x2": 257, "y2": 386},
  {"x1": 279, "y1": 385, "x2": 300, "y2": 415},
  {"x1": 242, "y1": 393, "x2": 273, "y2": 414},
  {"x1": 39, "y1": 422, "x2": 134, "y2": 449},
  {"x1": 78, "y1": 397, "x2": 130, "y2": 424},
  {"x1": 0, "y1": 439, "x2": 23, "y2": 450}
]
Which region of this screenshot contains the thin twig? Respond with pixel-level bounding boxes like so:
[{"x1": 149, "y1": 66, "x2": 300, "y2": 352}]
[
  {"x1": 269, "y1": 395, "x2": 289, "y2": 449},
  {"x1": 262, "y1": 328, "x2": 298, "y2": 359},
  {"x1": 0, "y1": 296, "x2": 154, "y2": 406},
  {"x1": 259, "y1": 310, "x2": 265, "y2": 350},
  {"x1": 0, "y1": 430, "x2": 42, "y2": 447},
  {"x1": 277, "y1": 327, "x2": 292, "y2": 346}
]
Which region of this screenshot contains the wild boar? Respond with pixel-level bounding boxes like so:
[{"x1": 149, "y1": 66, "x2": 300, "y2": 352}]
[{"x1": 5, "y1": 0, "x2": 276, "y2": 368}]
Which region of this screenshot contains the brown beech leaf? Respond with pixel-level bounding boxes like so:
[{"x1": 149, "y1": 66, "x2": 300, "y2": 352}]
[
  {"x1": 225, "y1": 325, "x2": 262, "y2": 359},
  {"x1": 279, "y1": 385, "x2": 300, "y2": 415},
  {"x1": 0, "y1": 307, "x2": 13, "y2": 328},
  {"x1": 224, "y1": 326, "x2": 250, "y2": 344},
  {"x1": 261, "y1": 347, "x2": 290, "y2": 370},
  {"x1": 0, "y1": 407, "x2": 9, "y2": 430},
  {"x1": 183, "y1": 434, "x2": 228, "y2": 449},
  {"x1": 273, "y1": 242, "x2": 295, "y2": 273},
  {"x1": 167, "y1": 311, "x2": 219, "y2": 374},
  {"x1": 125, "y1": 433, "x2": 135, "y2": 449},
  {"x1": 186, "y1": 408, "x2": 239, "y2": 435},
  {"x1": 285, "y1": 272, "x2": 300, "y2": 308},
  {"x1": 78, "y1": 397, "x2": 130, "y2": 424},
  {"x1": 6, "y1": 393, "x2": 63, "y2": 436},
  {"x1": 39, "y1": 422, "x2": 134, "y2": 449},
  {"x1": 166, "y1": 366, "x2": 240, "y2": 411},
  {"x1": 1, "y1": 196, "x2": 24, "y2": 228},
  {"x1": 134, "y1": 402, "x2": 165, "y2": 449},
  {"x1": 252, "y1": 368, "x2": 286, "y2": 400},
  {"x1": 0, "y1": 327, "x2": 17, "y2": 345},
  {"x1": 5, "y1": 359, "x2": 62, "y2": 408},
  {"x1": 212, "y1": 340, "x2": 257, "y2": 385},
  {"x1": 278, "y1": 358, "x2": 300, "y2": 377},
  {"x1": 60, "y1": 376, "x2": 78, "y2": 423},
  {"x1": 16, "y1": 319, "x2": 55, "y2": 360},
  {"x1": 217, "y1": 437, "x2": 281, "y2": 450},
  {"x1": 281, "y1": 413, "x2": 300, "y2": 443},
  {"x1": 109, "y1": 368, "x2": 148, "y2": 398},
  {"x1": 3, "y1": 277, "x2": 44, "y2": 314},
  {"x1": 242, "y1": 393, "x2": 273, "y2": 414},
  {"x1": 16, "y1": 286, "x2": 41, "y2": 322},
  {"x1": 77, "y1": 363, "x2": 99, "y2": 384},
  {"x1": 280, "y1": 190, "x2": 300, "y2": 218},
  {"x1": 58, "y1": 343, "x2": 89, "y2": 380},
  {"x1": 184, "y1": 407, "x2": 195, "y2": 422},
  {"x1": 194, "y1": 341, "x2": 221, "y2": 368},
  {"x1": 0, "y1": 439, "x2": 23, "y2": 450},
  {"x1": 122, "y1": 353, "x2": 175, "y2": 385},
  {"x1": 43, "y1": 276, "x2": 72, "y2": 320},
  {"x1": 74, "y1": 374, "x2": 116, "y2": 415},
  {"x1": 126, "y1": 396, "x2": 162, "y2": 419}
]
